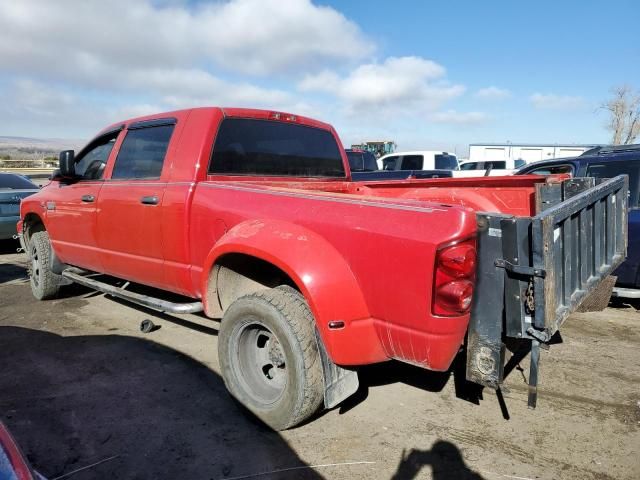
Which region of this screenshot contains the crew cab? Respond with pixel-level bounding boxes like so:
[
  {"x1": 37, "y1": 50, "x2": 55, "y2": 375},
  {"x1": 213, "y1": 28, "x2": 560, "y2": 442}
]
[{"x1": 18, "y1": 108, "x2": 628, "y2": 430}]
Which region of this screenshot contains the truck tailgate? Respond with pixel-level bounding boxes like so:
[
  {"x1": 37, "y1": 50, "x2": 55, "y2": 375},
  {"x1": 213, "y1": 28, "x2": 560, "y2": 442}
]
[{"x1": 466, "y1": 175, "x2": 628, "y2": 406}]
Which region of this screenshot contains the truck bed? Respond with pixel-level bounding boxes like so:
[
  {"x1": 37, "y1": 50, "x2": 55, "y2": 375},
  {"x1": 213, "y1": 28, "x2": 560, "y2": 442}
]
[{"x1": 209, "y1": 174, "x2": 559, "y2": 217}]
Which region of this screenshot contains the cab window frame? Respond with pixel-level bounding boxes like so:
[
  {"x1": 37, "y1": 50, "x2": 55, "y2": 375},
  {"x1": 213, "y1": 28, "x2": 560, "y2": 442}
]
[
  {"x1": 110, "y1": 119, "x2": 176, "y2": 181},
  {"x1": 72, "y1": 127, "x2": 123, "y2": 181}
]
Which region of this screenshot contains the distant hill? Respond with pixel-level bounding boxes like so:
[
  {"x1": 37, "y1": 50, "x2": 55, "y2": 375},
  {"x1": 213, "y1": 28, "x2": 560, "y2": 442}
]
[{"x1": 0, "y1": 136, "x2": 86, "y2": 160}]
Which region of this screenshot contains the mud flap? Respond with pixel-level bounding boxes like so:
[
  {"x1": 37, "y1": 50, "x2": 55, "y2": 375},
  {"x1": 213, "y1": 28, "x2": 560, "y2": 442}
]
[{"x1": 315, "y1": 330, "x2": 359, "y2": 409}]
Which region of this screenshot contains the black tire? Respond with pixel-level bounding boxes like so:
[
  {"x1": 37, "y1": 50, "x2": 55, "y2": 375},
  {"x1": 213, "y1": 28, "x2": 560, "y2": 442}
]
[
  {"x1": 218, "y1": 287, "x2": 324, "y2": 430},
  {"x1": 29, "y1": 230, "x2": 61, "y2": 300}
]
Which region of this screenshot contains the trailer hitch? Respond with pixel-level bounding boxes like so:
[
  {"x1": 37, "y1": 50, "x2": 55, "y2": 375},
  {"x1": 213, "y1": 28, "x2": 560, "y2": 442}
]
[{"x1": 494, "y1": 259, "x2": 546, "y2": 278}]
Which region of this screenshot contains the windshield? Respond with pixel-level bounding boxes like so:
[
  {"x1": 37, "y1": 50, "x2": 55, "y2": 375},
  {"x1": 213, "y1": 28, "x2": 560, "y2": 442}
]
[
  {"x1": 435, "y1": 154, "x2": 458, "y2": 170},
  {"x1": 346, "y1": 151, "x2": 378, "y2": 172},
  {"x1": 0, "y1": 174, "x2": 38, "y2": 189},
  {"x1": 210, "y1": 118, "x2": 345, "y2": 177}
]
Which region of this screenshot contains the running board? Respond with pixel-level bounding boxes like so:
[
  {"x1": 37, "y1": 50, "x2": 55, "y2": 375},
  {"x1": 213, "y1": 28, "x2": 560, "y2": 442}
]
[{"x1": 61, "y1": 269, "x2": 204, "y2": 314}]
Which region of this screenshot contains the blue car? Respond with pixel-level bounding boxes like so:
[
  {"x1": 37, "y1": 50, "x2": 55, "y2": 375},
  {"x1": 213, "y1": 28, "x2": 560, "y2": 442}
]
[
  {"x1": 0, "y1": 173, "x2": 40, "y2": 240},
  {"x1": 517, "y1": 144, "x2": 640, "y2": 297}
]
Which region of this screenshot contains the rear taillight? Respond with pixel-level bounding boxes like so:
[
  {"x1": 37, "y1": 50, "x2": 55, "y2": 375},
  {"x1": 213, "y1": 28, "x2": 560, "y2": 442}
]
[{"x1": 432, "y1": 238, "x2": 476, "y2": 316}]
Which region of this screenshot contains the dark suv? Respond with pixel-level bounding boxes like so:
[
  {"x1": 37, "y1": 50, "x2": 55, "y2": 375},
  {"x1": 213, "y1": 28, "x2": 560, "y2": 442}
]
[{"x1": 517, "y1": 144, "x2": 640, "y2": 297}]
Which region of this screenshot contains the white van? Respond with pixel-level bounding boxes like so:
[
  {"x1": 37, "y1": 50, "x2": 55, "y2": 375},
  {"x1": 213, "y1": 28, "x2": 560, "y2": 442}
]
[{"x1": 377, "y1": 151, "x2": 459, "y2": 171}]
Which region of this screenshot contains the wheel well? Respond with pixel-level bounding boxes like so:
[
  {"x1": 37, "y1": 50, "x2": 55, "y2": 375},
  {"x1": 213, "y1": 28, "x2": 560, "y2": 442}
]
[
  {"x1": 22, "y1": 213, "x2": 45, "y2": 245},
  {"x1": 206, "y1": 253, "x2": 299, "y2": 318}
]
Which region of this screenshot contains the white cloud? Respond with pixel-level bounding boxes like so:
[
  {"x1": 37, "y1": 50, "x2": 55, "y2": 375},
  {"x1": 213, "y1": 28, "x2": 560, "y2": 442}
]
[
  {"x1": 298, "y1": 70, "x2": 343, "y2": 92},
  {"x1": 0, "y1": 0, "x2": 481, "y2": 145},
  {"x1": 10, "y1": 79, "x2": 75, "y2": 117},
  {"x1": 299, "y1": 56, "x2": 465, "y2": 114},
  {"x1": 0, "y1": 0, "x2": 373, "y2": 81},
  {"x1": 0, "y1": 79, "x2": 115, "y2": 137},
  {"x1": 0, "y1": 0, "x2": 376, "y2": 137},
  {"x1": 124, "y1": 68, "x2": 293, "y2": 108},
  {"x1": 530, "y1": 93, "x2": 586, "y2": 110},
  {"x1": 427, "y1": 110, "x2": 489, "y2": 125},
  {"x1": 475, "y1": 86, "x2": 512, "y2": 100}
]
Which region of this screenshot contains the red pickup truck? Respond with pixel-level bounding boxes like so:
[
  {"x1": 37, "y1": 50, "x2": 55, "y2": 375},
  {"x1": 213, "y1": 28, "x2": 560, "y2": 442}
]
[{"x1": 18, "y1": 107, "x2": 628, "y2": 430}]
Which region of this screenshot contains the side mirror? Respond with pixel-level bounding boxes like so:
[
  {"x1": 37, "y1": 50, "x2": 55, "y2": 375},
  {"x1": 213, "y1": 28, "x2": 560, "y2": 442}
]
[{"x1": 59, "y1": 150, "x2": 75, "y2": 178}]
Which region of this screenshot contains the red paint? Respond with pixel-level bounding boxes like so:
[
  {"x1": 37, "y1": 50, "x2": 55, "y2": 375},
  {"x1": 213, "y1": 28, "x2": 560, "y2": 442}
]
[
  {"x1": 0, "y1": 422, "x2": 37, "y2": 480},
  {"x1": 21, "y1": 107, "x2": 558, "y2": 373}
]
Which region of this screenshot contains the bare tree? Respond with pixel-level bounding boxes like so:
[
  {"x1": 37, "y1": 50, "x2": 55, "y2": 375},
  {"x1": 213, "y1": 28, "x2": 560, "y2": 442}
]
[{"x1": 602, "y1": 85, "x2": 640, "y2": 145}]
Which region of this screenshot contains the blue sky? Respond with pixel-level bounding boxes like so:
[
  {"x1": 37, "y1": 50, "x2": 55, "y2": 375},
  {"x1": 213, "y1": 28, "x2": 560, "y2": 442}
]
[{"x1": 0, "y1": 0, "x2": 638, "y2": 154}]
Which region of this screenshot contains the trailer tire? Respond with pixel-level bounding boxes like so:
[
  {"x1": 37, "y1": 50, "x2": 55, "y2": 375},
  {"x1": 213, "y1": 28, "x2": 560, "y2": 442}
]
[
  {"x1": 28, "y1": 230, "x2": 61, "y2": 300},
  {"x1": 218, "y1": 286, "x2": 324, "y2": 430}
]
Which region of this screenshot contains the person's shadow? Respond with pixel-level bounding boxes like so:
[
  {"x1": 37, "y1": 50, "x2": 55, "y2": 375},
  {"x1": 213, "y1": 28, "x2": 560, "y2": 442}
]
[
  {"x1": 391, "y1": 441, "x2": 484, "y2": 480},
  {"x1": 0, "y1": 326, "x2": 324, "y2": 479}
]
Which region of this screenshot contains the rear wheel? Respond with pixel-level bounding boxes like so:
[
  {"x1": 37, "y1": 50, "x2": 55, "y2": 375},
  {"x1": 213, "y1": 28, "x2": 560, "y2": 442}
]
[
  {"x1": 218, "y1": 287, "x2": 324, "y2": 430},
  {"x1": 29, "y1": 230, "x2": 61, "y2": 300}
]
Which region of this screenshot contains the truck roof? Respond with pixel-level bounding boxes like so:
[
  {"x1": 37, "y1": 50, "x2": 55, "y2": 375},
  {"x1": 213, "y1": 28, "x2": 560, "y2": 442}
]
[{"x1": 98, "y1": 107, "x2": 335, "y2": 136}]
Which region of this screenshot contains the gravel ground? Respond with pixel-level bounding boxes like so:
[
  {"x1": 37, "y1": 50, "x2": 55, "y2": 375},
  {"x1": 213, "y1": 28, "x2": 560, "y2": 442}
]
[{"x1": 0, "y1": 239, "x2": 638, "y2": 480}]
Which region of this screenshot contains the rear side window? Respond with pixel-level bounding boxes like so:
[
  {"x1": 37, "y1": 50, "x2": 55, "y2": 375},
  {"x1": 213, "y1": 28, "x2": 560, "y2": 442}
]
[
  {"x1": 210, "y1": 119, "x2": 345, "y2": 177},
  {"x1": 526, "y1": 164, "x2": 574, "y2": 176},
  {"x1": 347, "y1": 151, "x2": 364, "y2": 171},
  {"x1": 514, "y1": 159, "x2": 526, "y2": 168},
  {"x1": 401, "y1": 155, "x2": 423, "y2": 170},
  {"x1": 382, "y1": 156, "x2": 400, "y2": 170},
  {"x1": 460, "y1": 162, "x2": 477, "y2": 171},
  {"x1": 347, "y1": 151, "x2": 378, "y2": 172},
  {"x1": 111, "y1": 124, "x2": 174, "y2": 180},
  {"x1": 486, "y1": 161, "x2": 506, "y2": 169},
  {"x1": 587, "y1": 161, "x2": 640, "y2": 207},
  {"x1": 435, "y1": 154, "x2": 458, "y2": 170},
  {"x1": 362, "y1": 152, "x2": 378, "y2": 171}
]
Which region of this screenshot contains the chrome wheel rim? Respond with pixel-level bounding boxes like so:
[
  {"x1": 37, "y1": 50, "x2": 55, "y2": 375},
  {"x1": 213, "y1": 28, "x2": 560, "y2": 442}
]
[{"x1": 235, "y1": 321, "x2": 287, "y2": 404}]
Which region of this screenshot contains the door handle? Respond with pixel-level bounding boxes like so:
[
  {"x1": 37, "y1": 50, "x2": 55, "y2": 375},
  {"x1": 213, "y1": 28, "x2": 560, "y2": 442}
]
[
  {"x1": 81, "y1": 195, "x2": 95, "y2": 203},
  {"x1": 140, "y1": 195, "x2": 159, "y2": 205}
]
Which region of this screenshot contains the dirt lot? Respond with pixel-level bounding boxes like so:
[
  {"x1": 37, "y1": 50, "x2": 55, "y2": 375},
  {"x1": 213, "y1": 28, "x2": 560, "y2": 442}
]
[{"x1": 1, "y1": 239, "x2": 639, "y2": 480}]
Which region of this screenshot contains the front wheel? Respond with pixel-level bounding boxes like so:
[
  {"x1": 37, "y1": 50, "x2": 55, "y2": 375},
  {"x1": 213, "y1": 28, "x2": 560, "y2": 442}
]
[
  {"x1": 218, "y1": 287, "x2": 324, "y2": 430},
  {"x1": 29, "y1": 230, "x2": 61, "y2": 300}
]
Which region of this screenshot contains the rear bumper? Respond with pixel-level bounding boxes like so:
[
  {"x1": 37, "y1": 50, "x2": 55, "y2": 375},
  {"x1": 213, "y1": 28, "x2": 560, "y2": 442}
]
[{"x1": 0, "y1": 216, "x2": 19, "y2": 240}]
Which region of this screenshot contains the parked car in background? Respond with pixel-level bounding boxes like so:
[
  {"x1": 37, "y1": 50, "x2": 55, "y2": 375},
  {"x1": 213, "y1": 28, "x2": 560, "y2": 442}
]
[
  {"x1": 517, "y1": 144, "x2": 640, "y2": 297},
  {"x1": 0, "y1": 173, "x2": 40, "y2": 240},
  {"x1": 345, "y1": 148, "x2": 378, "y2": 172},
  {"x1": 453, "y1": 159, "x2": 526, "y2": 177},
  {"x1": 377, "y1": 150, "x2": 459, "y2": 171}
]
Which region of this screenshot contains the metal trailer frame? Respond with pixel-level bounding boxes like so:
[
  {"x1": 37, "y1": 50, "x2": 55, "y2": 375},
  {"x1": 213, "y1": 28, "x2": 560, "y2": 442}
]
[{"x1": 466, "y1": 175, "x2": 628, "y2": 407}]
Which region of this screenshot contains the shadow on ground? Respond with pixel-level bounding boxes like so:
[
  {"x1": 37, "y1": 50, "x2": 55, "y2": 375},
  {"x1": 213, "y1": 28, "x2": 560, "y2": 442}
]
[
  {"x1": 340, "y1": 340, "x2": 534, "y2": 422},
  {"x1": 609, "y1": 296, "x2": 640, "y2": 310},
  {"x1": 0, "y1": 326, "x2": 324, "y2": 480},
  {"x1": 0, "y1": 239, "x2": 21, "y2": 255},
  {"x1": 391, "y1": 441, "x2": 484, "y2": 480},
  {"x1": 0, "y1": 239, "x2": 28, "y2": 285}
]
